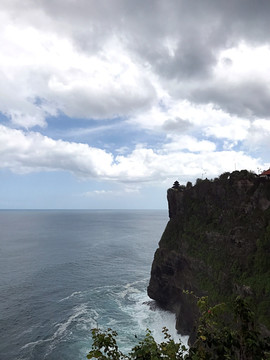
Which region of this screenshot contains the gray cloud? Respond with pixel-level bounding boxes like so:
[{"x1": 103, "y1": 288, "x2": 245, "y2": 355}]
[
  {"x1": 48, "y1": 75, "x2": 157, "y2": 120},
  {"x1": 162, "y1": 117, "x2": 192, "y2": 133},
  {"x1": 6, "y1": 0, "x2": 270, "y2": 57},
  {"x1": 2, "y1": 0, "x2": 270, "y2": 123},
  {"x1": 34, "y1": 0, "x2": 270, "y2": 118},
  {"x1": 192, "y1": 81, "x2": 270, "y2": 120}
]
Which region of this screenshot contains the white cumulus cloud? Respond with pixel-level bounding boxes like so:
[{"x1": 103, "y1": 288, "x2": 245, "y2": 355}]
[{"x1": 0, "y1": 125, "x2": 267, "y2": 184}]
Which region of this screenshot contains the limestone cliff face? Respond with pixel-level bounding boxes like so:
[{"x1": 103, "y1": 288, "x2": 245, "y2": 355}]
[{"x1": 147, "y1": 170, "x2": 270, "y2": 336}]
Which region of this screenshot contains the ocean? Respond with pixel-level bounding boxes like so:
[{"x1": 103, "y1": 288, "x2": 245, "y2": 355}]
[{"x1": 0, "y1": 210, "x2": 186, "y2": 360}]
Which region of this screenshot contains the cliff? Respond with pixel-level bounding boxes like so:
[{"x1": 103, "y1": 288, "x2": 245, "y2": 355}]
[{"x1": 147, "y1": 170, "x2": 270, "y2": 337}]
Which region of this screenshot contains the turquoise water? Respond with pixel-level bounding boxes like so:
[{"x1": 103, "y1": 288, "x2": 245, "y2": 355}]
[{"x1": 0, "y1": 210, "x2": 184, "y2": 359}]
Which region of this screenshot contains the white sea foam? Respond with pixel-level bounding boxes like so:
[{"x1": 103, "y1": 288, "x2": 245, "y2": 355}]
[
  {"x1": 21, "y1": 304, "x2": 97, "y2": 356},
  {"x1": 117, "y1": 280, "x2": 146, "y2": 298},
  {"x1": 58, "y1": 290, "x2": 84, "y2": 302},
  {"x1": 53, "y1": 304, "x2": 88, "y2": 338},
  {"x1": 21, "y1": 338, "x2": 50, "y2": 350},
  {"x1": 106, "y1": 279, "x2": 189, "y2": 351}
]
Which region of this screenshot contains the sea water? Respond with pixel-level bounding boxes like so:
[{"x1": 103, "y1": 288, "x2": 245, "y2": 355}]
[{"x1": 0, "y1": 210, "x2": 187, "y2": 360}]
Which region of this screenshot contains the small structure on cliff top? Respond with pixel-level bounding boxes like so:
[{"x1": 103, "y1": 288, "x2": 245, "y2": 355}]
[
  {"x1": 172, "y1": 180, "x2": 181, "y2": 189},
  {"x1": 167, "y1": 181, "x2": 184, "y2": 218},
  {"x1": 260, "y1": 169, "x2": 270, "y2": 179}
]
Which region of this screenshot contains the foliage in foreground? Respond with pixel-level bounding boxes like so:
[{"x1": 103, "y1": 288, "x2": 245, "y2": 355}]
[{"x1": 87, "y1": 295, "x2": 270, "y2": 360}]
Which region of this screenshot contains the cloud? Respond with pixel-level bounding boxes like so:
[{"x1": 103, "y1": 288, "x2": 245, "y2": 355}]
[
  {"x1": 191, "y1": 44, "x2": 270, "y2": 119},
  {"x1": 1, "y1": 0, "x2": 270, "y2": 131},
  {"x1": 46, "y1": 37, "x2": 157, "y2": 119},
  {"x1": 0, "y1": 125, "x2": 114, "y2": 177},
  {"x1": 0, "y1": 125, "x2": 266, "y2": 184},
  {"x1": 205, "y1": 119, "x2": 250, "y2": 142},
  {"x1": 84, "y1": 190, "x2": 115, "y2": 196},
  {"x1": 84, "y1": 185, "x2": 140, "y2": 197},
  {"x1": 162, "y1": 117, "x2": 193, "y2": 133},
  {"x1": 164, "y1": 135, "x2": 216, "y2": 153},
  {"x1": 129, "y1": 99, "x2": 252, "y2": 145},
  {"x1": 244, "y1": 119, "x2": 270, "y2": 158},
  {"x1": 0, "y1": 11, "x2": 156, "y2": 128}
]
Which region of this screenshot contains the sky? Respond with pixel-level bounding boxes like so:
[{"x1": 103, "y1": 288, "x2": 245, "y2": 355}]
[{"x1": 1, "y1": 0, "x2": 270, "y2": 209}]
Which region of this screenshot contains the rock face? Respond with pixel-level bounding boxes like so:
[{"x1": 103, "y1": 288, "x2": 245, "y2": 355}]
[{"x1": 148, "y1": 170, "x2": 270, "y2": 336}]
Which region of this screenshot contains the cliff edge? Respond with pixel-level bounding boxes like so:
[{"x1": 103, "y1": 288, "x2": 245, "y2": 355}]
[{"x1": 147, "y1": 170, "x2": 270, "y2": 336}]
